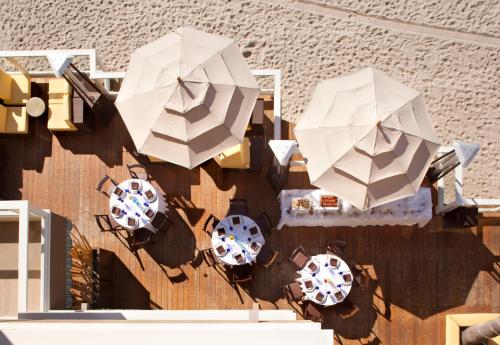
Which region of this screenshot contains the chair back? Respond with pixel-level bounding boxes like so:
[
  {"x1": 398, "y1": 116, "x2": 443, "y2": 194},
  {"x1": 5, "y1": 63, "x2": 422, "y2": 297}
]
[
  {"x1": 283, "y1": 282, "x2": 303, "y2": 303},
  {"x1": 151, "y1": 212, "x2": 172, "y2": 233},
  {"x1": 231, "y1": 264, "x2": 253, "y2": 283},
  {"x1": 96, "y1": 175, "x2": 118, "y2": 196},
  {"x1": 202, "y1": 214, "x2": 220, "y2": 235},
  {"x1": 229, "y1": 198, "x2": 249, "y2": 216},
  {"x1": 304, "y1": 302, "x2": 324, "y2": 323},
  {"x1": 127, "y1": 228, "x2": 154, "y2": 251},
  {"x1": 289, "y1": 246, "x2": 310, "y2": 270},
  {"x1": 127, "y1": 163, "x2": 150, "y2": 181},
  {"x1": 256, "y1": 245, "x2": 278, "y2": 268},
  {"x1": 202, "y1": 249, "x2": 217, "y2": 267},
  {"x1": 327, "y1": 240, "x2": 347, "y2": 256},
  {"x1": 333, "y1": 298, "x2": 360, "y2": 319}
]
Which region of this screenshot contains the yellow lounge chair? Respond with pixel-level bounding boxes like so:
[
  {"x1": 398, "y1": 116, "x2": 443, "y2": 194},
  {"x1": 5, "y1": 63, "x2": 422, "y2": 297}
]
[
  {"x1": 0, "y1": 69, "x2": 31, "y2": 134},
  {"x1": 47, "y1": 78, "x2": 77, "y2": 131},
  {"x1": 214, "y1": 137, "x2": 251, "y2": 169},
  {"x1": 0, "y1": 104, "x2": 28, "y2": 134}
]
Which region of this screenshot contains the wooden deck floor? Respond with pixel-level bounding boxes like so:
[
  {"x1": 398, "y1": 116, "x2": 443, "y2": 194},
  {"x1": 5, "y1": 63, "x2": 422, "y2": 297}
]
[{"x1": 0, "y1": 99, "x2": 499, "y2": 345}]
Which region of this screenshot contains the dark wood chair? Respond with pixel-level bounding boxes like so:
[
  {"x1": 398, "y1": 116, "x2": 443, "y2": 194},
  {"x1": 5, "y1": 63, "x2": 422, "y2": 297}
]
[
  {"x1": 327, "y1": 240, "x2": 347, "y2": 257},
  {"x1": 95, "y1": 214, "x2": 122, "y2": 232},
  {"x1": 352, "y1": 266, "x2": 371, "y2": 290},
  {"x1": 283, "y1": 281, "x2": 304, "y2": 304},
  {"x1": 289, "y1": 246, "x2": 310, "y2": 270},
  {"x1": 96, "y1": 174, "x2": 118, "y2": 197},
  {"x1": 256, "y1": 245, "x2": 279, "y2": 268},
  {"x1": 255, "y1": 211, "x2": 273, "y2": 236},
  {"x1": 333, "y1": 298, "x2": 360, "y2": 319},
  {"x1": 202, "y1": 214, "x2": 220, "y2": 235},
  {"x1": 228, "y1": 198, "x2": 249, "y2": 216},
  {"x1": 266, "y1": 156, "x2": 289, "y2": 194},
  {"x1": 202, "y1": 249, "x2": 217, "y2": 267},
  {"x1": 230, "y1": 264, "x2": 253, "y2": 284},
  {"x1": 127, "y1": 163, "x2": 150, "y2": 181},
  {"x1": 303, "y1": 301, "x2": 324, "y2": 323},
  {"x1": 126, "y1": 228, "x2": 155, "y2": 252},
  {"x1": 151, "y1": 212, "x2": 173, "y2": 234}
]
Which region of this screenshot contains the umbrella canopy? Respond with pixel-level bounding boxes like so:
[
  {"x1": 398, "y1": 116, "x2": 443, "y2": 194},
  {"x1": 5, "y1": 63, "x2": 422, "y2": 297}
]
[
  {"x1": 116, "y1": 27, "x2": 260, "y2": 168},
  {"x1": 294, "y1": 67, "x2": 440, "y2": 210}
]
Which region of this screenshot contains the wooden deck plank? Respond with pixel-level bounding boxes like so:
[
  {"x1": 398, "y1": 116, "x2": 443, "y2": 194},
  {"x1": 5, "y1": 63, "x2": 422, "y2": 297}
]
[{"x1": 0, "y1": 96, "x2": 499, "y2": 344}]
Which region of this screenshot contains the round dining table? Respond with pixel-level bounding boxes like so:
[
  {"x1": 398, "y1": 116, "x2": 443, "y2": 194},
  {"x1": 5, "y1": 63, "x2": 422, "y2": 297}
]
[
  {"x1": 211, "y1": 215, "x2": 265, "y2": 266},
  {"x1": 297, "y1": 254, "x2": 353, "y2": 306},
  {"x1": 109, "y1": 178, "x2": 162, "y2": 232}
]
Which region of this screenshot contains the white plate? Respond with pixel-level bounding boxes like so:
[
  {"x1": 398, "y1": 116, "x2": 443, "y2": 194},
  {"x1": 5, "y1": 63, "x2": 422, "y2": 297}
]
[
  {"x1": 143, "y1": 189, "x2": 157, "y2": 202},
  {"x1": 214, "y1": 242, "x2": 228, "y2": 257},
  {"x1": 342, "y1": 273, "x2": 353, "y2": 286},
  {"x1": 248, "y1": 242, "x2": 261, "y2": 253},
  {"x1": 302, "y1": 279, "x2": 315, "y2": 293},
  {"x1": 110, "y1": 205, "x2": 124, "y2": 219},
  {"x1": 333, "y1": 289, "x2": 345, "y2": 303},
  {"x1": 129, "y1": 180, "x2": 143, "y2": 194}
]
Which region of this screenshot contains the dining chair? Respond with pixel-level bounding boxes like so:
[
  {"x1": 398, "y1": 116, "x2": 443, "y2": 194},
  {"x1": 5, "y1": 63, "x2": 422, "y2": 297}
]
[
  {"x1": 289, "y1": 245, "x2": 310, "y2": 270},
  {"x1": 352, "y1": 266, "x2": 371, "y2": 290},
  {"x1": 127, "y1": 163, "x2": 150, "y2": 181},
  {"x1": 126, "y1": 228, "x2": 155, "y2": 252},
  {"x1": 228, "y1": 198, "x2": 249, "y2": 216},
  {"x1": 94, "y1": 214, "x2": 123, "y2": 232},
  {"x1": 151, "y1": 212, "x2": 173, "y2": 234},
  {"x1": 256, "y1": 245, "x2": 279, "y2": 268},
  {"x1": 202, "y1": 249, "x2": 217, "y2": 267},
  {"x1": 283, "y1": 281, "x2": 304, "y2": 304},
  {"x1": 96, "y1": 174, "x2": 118, "y2": 197},
  {"x1": 202, "y1": 214, "x2": 220, "y2": 235},
  {"x1": 303, "y1": 301, "x2": 324, "y2": 323},
  {"x1": 326, "y1": 240, "x2": 347, "y2": 257},
  {"x1": 255, "y1": 211, "x2": 273, "y2": 236},
  {"x1": 333, "y1": 298, "x2": 360, "y2": 319},
  {"x1": 230, "y1": 264, "x2": 253, "y2": 284}
]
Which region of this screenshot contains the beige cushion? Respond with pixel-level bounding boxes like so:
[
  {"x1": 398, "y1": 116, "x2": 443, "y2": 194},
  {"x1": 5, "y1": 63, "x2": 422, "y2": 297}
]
[
  {"x1": 0, "y1": 69, "x2": 12, "y2": 101},
  {"x1": 0, "y1": 104, "x2": 28, "y2": 134},
  {"x1": 446, "y1": 313, "x2": 500, "y2": 345},
  {"x1": 48, "y1": 79, "x2": 76, "y2": 131},
  {"x1": 214, "y1": 137, "x2": 251, "y2": 169},
  {"x1": 6, "y1": 73, "x2": 31, "y2": 105}
]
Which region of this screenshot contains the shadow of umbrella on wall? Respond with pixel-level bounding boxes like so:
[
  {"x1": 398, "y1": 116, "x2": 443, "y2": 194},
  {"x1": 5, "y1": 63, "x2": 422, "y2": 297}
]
[{"x1": 115, "y1": 27, "x2": 260, "y2": 169}]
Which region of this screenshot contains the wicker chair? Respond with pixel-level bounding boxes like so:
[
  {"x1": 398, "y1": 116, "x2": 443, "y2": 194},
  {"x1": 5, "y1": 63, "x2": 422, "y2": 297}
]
[{"x1": 289, "y1": 246, "x2": 310, "y2": 270}]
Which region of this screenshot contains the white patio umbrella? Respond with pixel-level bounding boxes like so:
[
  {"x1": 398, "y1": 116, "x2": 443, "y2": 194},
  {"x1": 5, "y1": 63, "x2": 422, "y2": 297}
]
[
  {"x1": 115, "y1": 27, "x2": 260, "y2": 168},
  {"x1": 294, "y1": 67, "x2": 441, "y2": 210}
]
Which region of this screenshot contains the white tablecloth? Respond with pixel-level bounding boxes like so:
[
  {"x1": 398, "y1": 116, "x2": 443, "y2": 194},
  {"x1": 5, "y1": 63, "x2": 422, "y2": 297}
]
[
  {"x1": 109, "y1": 179, "x2": 162, "y2": 231},
  {"x1": 297, "y1": 254, "x2": 352, "y2": 306},
  {"x1": 211, "y1": 215, "x2": 265, "y2": 266},
  {"x1": 277, "y1": 187, "x2": 432, "y2": 229}
]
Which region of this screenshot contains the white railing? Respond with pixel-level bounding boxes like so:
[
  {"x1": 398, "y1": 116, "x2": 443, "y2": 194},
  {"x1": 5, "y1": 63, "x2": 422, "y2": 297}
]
[
  {"x1": 436, "y1": 146, "x2": 500, "y2": 214},
  {"x1": 0, "y1": 49, "x2": 282, "y2": 139}
]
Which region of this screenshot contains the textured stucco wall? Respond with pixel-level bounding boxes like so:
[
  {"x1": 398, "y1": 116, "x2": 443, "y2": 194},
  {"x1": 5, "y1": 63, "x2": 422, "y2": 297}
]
[{"x1": 1, "y1": 0, "x2": 499, "y2": 198}]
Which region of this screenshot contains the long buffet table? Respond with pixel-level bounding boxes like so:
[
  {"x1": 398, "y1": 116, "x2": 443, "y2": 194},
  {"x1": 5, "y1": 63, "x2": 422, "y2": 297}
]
[{"x1": 277, "y1": 187, "x2": 432, "y2": 229}]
